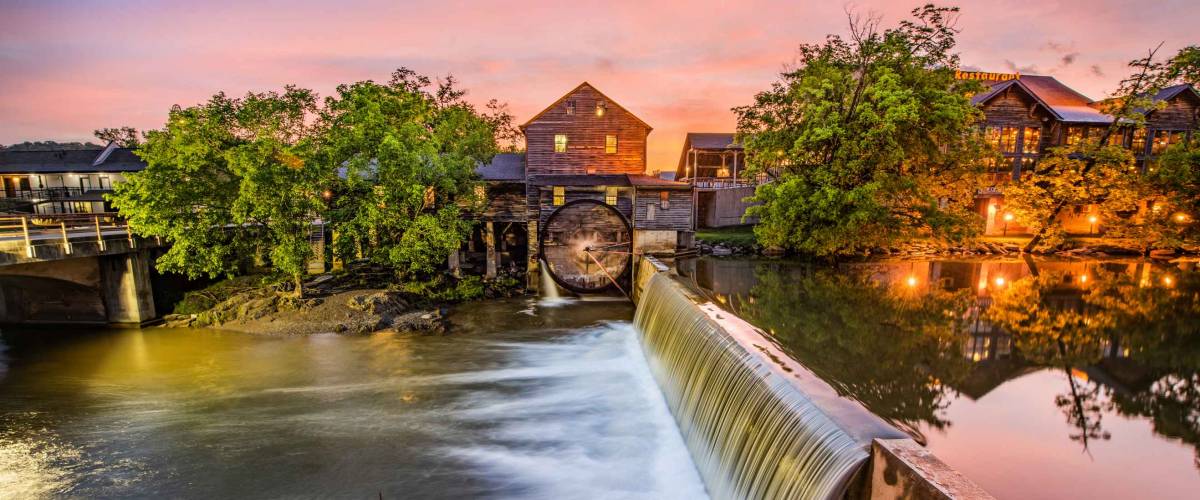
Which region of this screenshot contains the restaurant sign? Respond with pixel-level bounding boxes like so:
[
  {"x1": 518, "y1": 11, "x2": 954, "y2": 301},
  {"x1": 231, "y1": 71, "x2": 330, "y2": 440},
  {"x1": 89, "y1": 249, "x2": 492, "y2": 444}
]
[{"x1": 955, "y1": 70, "x2": 1020, "y2": 81}]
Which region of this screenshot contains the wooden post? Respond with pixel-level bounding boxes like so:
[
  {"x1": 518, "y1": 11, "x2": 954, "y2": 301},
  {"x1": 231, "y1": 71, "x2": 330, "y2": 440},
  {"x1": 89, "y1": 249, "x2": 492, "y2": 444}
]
[
  {"x1": 20, "y1": 216, "x2": 32, "y2": 258},
  {"x1": 527, "y1": 220, "x2": 539, "y2": 294},
  {"x1": 484, "y1": 221, "x2": 497, "y2": 279},
  {"x1": 448, "y1": 246, "x2": 461, "y2": 278},
  {"x1": 60, "y1": 220, "x2": 72, "y2": 255},
  {"x1": 94, "y1": 215, "x2": 106, "y2": 251}
]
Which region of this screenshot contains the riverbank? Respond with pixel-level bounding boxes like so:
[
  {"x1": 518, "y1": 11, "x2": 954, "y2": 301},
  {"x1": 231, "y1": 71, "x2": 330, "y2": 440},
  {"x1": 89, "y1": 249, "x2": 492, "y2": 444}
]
[{"x1": 161, "y1": 264, "x2": 523, "y2": 336}]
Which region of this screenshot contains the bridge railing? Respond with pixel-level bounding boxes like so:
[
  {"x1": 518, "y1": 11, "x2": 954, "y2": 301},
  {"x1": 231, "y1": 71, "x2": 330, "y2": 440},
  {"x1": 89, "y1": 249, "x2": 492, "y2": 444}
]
[{"x1": 0, "y1": 213, "x2": 133, "y2": 258}]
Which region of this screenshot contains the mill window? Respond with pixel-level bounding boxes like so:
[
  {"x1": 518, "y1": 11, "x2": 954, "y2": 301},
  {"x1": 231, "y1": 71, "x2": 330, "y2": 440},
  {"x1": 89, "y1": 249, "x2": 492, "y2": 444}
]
[
  {"x1": 659, "y1": 191, "x2": 670, "y2": 209},
  {"x1": 1131, "y1": 128, "x2": 1147, "y2": 153},
  {"x1": 553, "y1": 186, "x2": 565, "y2": 206},
  {"x1": 554, "y1": 134, "x2": 568, "y2": 153},
  {"x1": 605, "y1": 135, "x2": 617, "y2": 154},
  {"x1": 595, "y1": 100, "x2": 607, "y2": 117},
  {"x1": 605, "y1": 186, "x2": 618, "y2": 206},
  {"x1": 565, "y1": 101, "x2": 575, "y2": 115}
]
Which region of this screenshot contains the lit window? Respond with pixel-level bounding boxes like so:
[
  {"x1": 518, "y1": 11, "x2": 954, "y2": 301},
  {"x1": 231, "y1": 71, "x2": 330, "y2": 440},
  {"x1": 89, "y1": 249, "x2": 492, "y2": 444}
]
[
  {"x1": 554, "y1": 134, "x2": 568, "y2": 153},
  {"x1": 659, "y1": 191, "x2": 670, "y2": 209},
  {"x1": 565, "y1": 101, "x2": 575, "y2": 115},
  {"x1": 553, "y1": 186, "x2": 565, "y2": 206},
  {"x1": 999, "y1": 127, "x2": 1017, "y2": 153},
  {"x1": 1066, "y1": 127, "x2": 1083, "y2": 146},
  {"x1": 985, "y1": 126, "x2": 1001, "y2": 149},
  {"x1": 596, "y1": 100, "x2": 607, "y2": 117},
  {"x1": 1152, "y1": 130, "x2": 1170, "y2": 155},
  {"x1": 605, "y1": 186, "x2": 618, "y2": 206},
  {"x1": 605, "y1": 135, "x2": 617, "y2": 154},
  {"x1": 1131, "y1": 128, "x2": 1147, "y2": 153},
  {"x1": 1021, "y1": 127, "x2": 1040, "y2": 154}
]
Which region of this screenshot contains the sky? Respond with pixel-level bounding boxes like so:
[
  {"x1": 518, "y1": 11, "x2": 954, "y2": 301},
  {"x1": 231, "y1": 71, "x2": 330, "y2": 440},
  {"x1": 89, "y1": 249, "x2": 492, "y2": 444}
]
[{"x1": 1, "y1": 0, "x2": 1197, "y2": 172}]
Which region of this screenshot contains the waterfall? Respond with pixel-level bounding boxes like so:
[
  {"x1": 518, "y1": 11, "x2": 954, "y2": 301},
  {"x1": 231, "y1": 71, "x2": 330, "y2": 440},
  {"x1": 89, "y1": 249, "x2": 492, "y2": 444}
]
[
  {"x1": 539, "y1": 260, "x2": 566, "y2": 303},
  {"x1": 633, "y1": 272, "x2": 905, "y2": 500}
]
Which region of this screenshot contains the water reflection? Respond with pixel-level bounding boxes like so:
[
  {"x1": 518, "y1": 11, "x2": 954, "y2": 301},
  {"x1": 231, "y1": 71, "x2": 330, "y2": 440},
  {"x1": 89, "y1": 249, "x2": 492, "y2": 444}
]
[{"x1": 678, "y1": 256, "x2": 1200, "y2": 499}]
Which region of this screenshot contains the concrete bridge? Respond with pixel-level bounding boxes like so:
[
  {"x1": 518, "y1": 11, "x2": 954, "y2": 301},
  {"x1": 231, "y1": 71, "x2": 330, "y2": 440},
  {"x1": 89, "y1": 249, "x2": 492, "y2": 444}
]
[{"x1": 0, "y1": 213, "x2": 163, "y2": 325}]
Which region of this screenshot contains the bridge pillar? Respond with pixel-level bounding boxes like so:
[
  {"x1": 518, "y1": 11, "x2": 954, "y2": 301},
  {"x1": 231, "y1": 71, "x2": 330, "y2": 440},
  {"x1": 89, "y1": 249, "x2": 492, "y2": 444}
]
[{"x1": 100, "y1": 249, "x2": 156, "y2": 325}]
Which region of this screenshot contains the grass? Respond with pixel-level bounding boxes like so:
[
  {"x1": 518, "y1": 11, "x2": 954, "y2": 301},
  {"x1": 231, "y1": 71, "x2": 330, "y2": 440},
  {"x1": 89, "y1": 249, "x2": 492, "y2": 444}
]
[{"x1": 696, "y1": 225, "x2": 758, "y2": 247}]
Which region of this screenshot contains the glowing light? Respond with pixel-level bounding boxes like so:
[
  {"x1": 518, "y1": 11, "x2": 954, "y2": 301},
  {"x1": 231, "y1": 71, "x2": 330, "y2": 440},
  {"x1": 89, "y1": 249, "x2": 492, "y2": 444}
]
[
  {"x1": 1088, "y1": 215, "x2": 1099, "y2": 224},
  {"x1": 906, "y1": 276, "x2": 918, "y2": 287},
  {"x1": 994, "y1": 276, "x2": 1006, "y2": 286},
  {"x1": 1079, "y1": 274, "x2": 1088, "y2": 283},
  {"x1": 1163, "y1": 276, "x2": 1175, "y2": 287},
  {"x1": 1175, "y1": 213, "x2": 1189, "y2": 223},
  {"x1": 1002, "y1": 213, "x2": 1014, "y2": 222},
  {"x1": 321, "y1": 189, "x2": 333, "y2": 200}
]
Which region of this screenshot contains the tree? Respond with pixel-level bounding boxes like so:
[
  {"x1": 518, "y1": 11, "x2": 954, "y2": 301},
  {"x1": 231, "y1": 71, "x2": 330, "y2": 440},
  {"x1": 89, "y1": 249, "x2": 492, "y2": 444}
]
[
  {"x1": 94, "y1": 126, "x2": 141, "y2": 147},
  {"x1": 1018, "y1": 45, "x2": 1200, "y2": 252},
  {"x1": 109, "y1": 87, "x2": 326, "y2": 296},
  {"x1": 316, "y1": 69, "x2": 504, "y2": 282},
  {"x1": 734, "y1": 5, "x2": 988, "y2": 256},
  {"x1": 1, "y1": 141, "x2": 102, "y2": 151}
]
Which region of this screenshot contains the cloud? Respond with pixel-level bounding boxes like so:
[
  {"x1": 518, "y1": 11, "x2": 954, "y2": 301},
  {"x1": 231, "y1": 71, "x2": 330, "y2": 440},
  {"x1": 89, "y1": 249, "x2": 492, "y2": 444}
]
[
  {"x1": 1004, "y1": 60, "x2": 1041, "y2": 74},
  {"x1": 1091, "y1": 64, "x2": 1105, "y2": 77},
  {"x1": 1061, "y1": 52, "x2": 1079, "y2": 66}
]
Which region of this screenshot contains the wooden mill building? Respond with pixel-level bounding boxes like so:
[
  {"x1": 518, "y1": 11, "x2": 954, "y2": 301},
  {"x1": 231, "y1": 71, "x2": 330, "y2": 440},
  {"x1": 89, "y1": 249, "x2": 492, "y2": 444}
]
[{"x1": 470, "y1": 82, "x2": 694, "y2": 293}]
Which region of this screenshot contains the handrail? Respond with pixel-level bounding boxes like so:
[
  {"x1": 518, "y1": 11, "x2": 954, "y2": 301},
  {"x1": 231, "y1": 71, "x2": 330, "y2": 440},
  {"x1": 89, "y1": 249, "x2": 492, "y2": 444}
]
[
  {"x1": 0, "y1": 187, "x2": 112, "y2": 201},
  {"x1": 0, "y1": 213, "x2": 128, "y2": 258}
]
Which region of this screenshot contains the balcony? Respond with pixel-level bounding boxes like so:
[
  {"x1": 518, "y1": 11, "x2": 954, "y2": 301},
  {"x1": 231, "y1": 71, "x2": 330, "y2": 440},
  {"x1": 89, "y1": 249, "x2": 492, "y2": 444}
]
[
  {"x1": 688, "y1": 174, "x2": 771, "y2": 190},
  {"x1": 1, "y1": 187, "x2": 112, "y2": 201}
]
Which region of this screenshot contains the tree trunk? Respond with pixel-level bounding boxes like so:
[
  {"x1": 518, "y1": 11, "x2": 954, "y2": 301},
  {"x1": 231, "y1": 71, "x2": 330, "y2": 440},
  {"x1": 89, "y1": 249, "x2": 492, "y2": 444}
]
[{"x1": 293, "y1": 273, "x2": 304, "y2": 299}]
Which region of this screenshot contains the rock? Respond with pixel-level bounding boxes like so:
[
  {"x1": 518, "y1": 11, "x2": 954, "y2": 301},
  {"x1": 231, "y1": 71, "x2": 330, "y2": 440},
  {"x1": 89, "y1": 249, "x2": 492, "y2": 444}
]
[
  {"x1": 712, "y1": 246, "x2": 733, "y2": 256},
  {"x1": 1149, "y1": 248, "x2": 1177, "y2": 259},
  {"x1": 347, "y1": 291, "x2": 408, "y2": 315}
]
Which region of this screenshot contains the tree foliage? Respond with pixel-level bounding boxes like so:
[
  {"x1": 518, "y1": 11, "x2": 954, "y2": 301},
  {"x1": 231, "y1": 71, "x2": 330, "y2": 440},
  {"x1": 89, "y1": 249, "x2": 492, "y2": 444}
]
[
  {"x1": 110, "y1": 87, "x2": 326, "y2": 295},
  {"x1": 734, "y1": 5, "x2": 988, "y2": 256},
  {"x1": 94, "y1": 126, "x2": 141, "y2": 147},
  {"x1": 112, "y1": 68, "x2": 509, "y2": 295},
  {"x1": 316, "y1": 70, "x2": 506, "y2": 279}
]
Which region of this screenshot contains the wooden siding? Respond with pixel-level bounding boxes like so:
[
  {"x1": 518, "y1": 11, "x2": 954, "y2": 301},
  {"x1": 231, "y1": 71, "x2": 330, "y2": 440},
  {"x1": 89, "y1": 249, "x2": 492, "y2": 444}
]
[
  {"x1": 524, "y1": 85, "x2": 649, "y2": 176},
  {"x1": 534, "y1": 186, "x2": 634, "y2": 225},
  {"x1": 481, "y1": 183, "x2": 527, "y2": 222},
  {"x1": 633, "y1": 189, "x2": 693, "y2": 231},
  {"x1": 1147, "y1": 92, "x2": 1200, "y2": 131}
]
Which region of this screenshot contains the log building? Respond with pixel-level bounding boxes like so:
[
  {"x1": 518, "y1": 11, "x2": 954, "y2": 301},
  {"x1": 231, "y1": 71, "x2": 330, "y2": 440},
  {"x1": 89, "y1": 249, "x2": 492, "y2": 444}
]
[{"x1": 472, "y1": 82, "x2": 694, "y2": 293}]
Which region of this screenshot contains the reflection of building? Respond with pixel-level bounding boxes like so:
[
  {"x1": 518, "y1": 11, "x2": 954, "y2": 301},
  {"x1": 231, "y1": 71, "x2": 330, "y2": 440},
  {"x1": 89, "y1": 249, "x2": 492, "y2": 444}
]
[
  {"x1": 968, "y1": 74, "x2": 1200, "y2": 235},
  {"x1": 473, "y1": 83, "x2": 695, "y2": 290},
  {"x1": 0, "y1": 142, "x2": 146, "y2": 214}
]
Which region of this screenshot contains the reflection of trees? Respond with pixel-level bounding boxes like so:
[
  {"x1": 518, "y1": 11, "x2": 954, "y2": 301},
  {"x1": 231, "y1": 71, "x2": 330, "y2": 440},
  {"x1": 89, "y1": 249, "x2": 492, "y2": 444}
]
[
  {"x1": 731, "y1": 266, "x2": 975, "y2": 439},
  {"x1": 988, "y1": 269, "x2": 1200, "y2": 462}
]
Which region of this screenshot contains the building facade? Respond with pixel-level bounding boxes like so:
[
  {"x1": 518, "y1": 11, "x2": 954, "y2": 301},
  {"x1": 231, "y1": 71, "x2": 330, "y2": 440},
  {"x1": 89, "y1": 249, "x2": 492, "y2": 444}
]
[
  {"x1": 971, "y1": 75, "x2": 1200, "y2": 235},
  {"x1": 0, "y1": 142, "x2": 146, "y2": 215},
  {"x1": 473, "y1": 82, "x2": 694, "y2": 293}
]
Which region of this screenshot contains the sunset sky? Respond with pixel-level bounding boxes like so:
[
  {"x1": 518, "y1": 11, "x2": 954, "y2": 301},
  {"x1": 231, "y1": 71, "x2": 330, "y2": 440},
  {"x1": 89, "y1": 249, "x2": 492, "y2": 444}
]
[{"x1": 2, "y1": 0, "x2": 1196, "y2": 172}]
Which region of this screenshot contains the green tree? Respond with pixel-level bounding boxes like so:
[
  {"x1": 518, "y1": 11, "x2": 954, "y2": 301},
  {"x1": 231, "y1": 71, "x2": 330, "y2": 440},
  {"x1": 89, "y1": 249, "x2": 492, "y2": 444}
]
[
  {"x1": 316, "y1": 69, "x2": 503, "y2": 282},
  {"x1": 94, "y1": 126, "x2": 141, "y2": 147},
  {"x1": 734, "y1": 5, "x2": 988, "y2": 256},
  {"x1": 109, "y1": 87, "x2": 326, "y2": 296}
]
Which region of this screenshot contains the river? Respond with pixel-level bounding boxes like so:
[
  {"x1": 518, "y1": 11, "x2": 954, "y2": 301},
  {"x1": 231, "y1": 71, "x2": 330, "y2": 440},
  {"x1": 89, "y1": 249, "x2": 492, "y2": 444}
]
[
  {"x1": 0, "y1": 297, "x2": 706, "y2": 499},
  {"x1": 678, "y1": 256, "x2": 1200, "y2": 500}
]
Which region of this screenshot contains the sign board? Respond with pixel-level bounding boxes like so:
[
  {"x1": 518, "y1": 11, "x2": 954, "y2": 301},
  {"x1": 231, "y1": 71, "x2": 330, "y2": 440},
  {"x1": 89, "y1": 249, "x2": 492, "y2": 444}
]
[{"x1": 955, "y1": 70, "x2": 1020, "y2": 82}]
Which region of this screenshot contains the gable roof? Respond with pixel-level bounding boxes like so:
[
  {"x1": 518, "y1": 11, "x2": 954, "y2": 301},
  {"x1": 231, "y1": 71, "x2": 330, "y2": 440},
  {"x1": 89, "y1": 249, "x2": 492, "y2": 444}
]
[
  {"x1": 1151, "y1": 83, "x2": 1200, "y2": 103},
  {"x1": 519, "y1": 82, "x2": 652, "y2": 131},
  {"x1": 973, "y1": 75, "x2": 1113, "y2": 124},
  {"x1": 475, "y1": 152, "x2": 525, "y2": 181},
  {"x1": 0, "y1": 142, "x2": 147, "y2": 174},
  {"x1": 684, "y1": 132, "x2": 741, "y2": 151}
]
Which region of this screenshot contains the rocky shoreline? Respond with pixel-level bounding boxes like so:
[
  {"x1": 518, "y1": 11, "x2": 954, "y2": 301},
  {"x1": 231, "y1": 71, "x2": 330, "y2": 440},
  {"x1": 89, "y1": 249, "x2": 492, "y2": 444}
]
[{"x1": 162, "y1": 264, "x2": 523, "y2": 336}]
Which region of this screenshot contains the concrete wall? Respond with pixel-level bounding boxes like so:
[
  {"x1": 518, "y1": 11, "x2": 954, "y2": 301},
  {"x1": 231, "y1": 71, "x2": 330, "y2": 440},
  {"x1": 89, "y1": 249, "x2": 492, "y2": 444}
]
[
  {"x1": 99, "y1": 250, "x2": 156, "y2": 325},
  {"x1": 633, "y1": 229, "x2": 677, "y2": 255},
  {"x1": 0, "y1": 249, "x2": 158, "y2": 326}
]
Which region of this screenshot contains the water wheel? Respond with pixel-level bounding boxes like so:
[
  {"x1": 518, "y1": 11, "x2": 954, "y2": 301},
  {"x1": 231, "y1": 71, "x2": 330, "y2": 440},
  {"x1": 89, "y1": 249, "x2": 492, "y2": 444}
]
[{"x1": 540, "y1": 199, "x2": 633, "y2": 294}]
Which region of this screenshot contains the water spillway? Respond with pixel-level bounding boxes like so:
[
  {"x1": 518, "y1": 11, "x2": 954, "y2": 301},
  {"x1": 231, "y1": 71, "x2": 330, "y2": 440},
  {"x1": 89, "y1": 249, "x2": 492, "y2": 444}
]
[{"x1": 633, "y1": 270, "x2": 908, "y2": 500}]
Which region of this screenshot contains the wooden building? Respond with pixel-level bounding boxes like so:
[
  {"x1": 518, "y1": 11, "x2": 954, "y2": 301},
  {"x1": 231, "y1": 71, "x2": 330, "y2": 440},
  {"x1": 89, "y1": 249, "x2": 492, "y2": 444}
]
[
  {"x1": 673, "y1": 133, "x2": 763, "y2": 228},
  {"x1": 970, "y1": 75, "x2": 1200, "y2": 235},
  {"x1": 0, "y1": 142, "x2": 145, "y2": 215},
  {"x1": 472, "y1": 82, "x2": 695, "y2": 293}
]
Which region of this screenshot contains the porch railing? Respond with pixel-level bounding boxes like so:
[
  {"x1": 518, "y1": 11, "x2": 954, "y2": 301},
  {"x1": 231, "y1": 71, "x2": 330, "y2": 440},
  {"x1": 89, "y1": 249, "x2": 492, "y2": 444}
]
[
  {"x1": 0, "y1": 213, "x2": 131, "y2": 258},
  {"x1": 0, "y1": 187, "x2": 112, "y2": 201}
]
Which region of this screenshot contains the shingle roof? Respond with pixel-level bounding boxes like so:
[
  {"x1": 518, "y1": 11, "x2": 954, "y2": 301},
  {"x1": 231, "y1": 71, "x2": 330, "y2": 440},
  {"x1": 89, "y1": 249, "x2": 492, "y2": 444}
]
[
  {"x1": 0, "y1": 144, "x2": 147, "y2": 174},
  {"x1": 974, "y1": 75, "x2": 1113, "y2": 124},
  {"x1": 526, "y1": 173, "x2": 691, "y2": 190},
  {"x1": 628, "y1": 174, "x2": 691, "y2": 190},
  {"x1": 1151, "y1": 83, "x2": 1199, "y2": 103},
  {"x1": 475, "y1": 153, "x2": 525, "y2": 181},
  {"x1": 685, "y1": 132, "x2": 741, "y2": 150}
]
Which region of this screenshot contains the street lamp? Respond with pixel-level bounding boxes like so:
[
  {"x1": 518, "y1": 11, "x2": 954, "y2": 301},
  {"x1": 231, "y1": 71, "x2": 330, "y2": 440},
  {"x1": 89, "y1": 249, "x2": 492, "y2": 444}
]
[
  {"x1": 1175, "y1": 213, "x2": 1190, "y2": 224},
  {"x1": 1088, "y1": 215, "x2": 1099, "y2": 235},
  {"x1": 1002, "y1": 212, "x2": 1014, "y2": 236}
]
